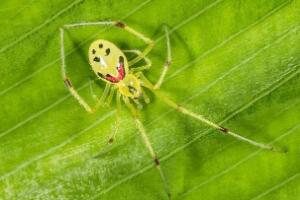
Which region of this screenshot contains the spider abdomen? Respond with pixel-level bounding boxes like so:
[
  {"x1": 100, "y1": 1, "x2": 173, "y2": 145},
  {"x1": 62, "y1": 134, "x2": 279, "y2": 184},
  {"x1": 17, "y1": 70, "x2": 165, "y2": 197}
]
[{"x1": 88, "y1": 39, "x2": 129, "y2": 83}]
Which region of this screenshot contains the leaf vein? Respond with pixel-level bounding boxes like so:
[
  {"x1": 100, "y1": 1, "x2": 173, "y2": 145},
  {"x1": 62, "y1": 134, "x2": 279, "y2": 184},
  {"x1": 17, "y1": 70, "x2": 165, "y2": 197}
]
[{"x1": 250, "y1": 172, "x2": 300, "y2": 200}]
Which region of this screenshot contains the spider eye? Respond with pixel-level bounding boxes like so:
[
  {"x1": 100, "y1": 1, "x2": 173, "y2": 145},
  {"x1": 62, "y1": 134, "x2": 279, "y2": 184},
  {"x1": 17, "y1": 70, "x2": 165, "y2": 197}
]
[
  {"x1": 99, "y1": 43, "x2": 103, "y2": 48},
  {"x1": 105, "y1": 48, "x2": 110, "y2": 56},
  {"x1": 92, "y1": 49, "x2": 96, "y2": 54}
]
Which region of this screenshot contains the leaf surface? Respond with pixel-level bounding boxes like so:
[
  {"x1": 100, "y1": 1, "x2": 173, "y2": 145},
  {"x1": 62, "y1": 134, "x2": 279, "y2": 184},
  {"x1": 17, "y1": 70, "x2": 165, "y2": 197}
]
[{"x1": 0, "y1": 0, "x2": 299, "y2": 199}]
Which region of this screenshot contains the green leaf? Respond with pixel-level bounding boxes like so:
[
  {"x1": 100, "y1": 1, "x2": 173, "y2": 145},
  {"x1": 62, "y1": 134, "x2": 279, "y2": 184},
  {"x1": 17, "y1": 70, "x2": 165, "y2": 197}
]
[{"x1": 0, "y1": 0, "x2": 299, "y2": 199}]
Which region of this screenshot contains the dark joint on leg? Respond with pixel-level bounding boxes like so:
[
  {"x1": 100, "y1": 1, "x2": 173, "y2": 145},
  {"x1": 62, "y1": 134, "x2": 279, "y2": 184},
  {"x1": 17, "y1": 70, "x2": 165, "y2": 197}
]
[
  {"x1": 219, "y1": 126, "x2": 229, "y2": 133},
  {"x1": 177, "y1": 104, "x2": 184, "y2": 111},
  {"x1": 164, "y1": 60, "x2": 171, "y2": 68},
  {"x1": 108, "y1": 138, "x2": 114, "y2": 144},
  {"x1": 154, "y1": 157, "x2": 160, "y2": 166},
  {"x1": 64, "y1": 78, "x2": 72, "y2": 88},
  {"x1": 115, "y1": 21, "x2": 125, "y2": 28}
]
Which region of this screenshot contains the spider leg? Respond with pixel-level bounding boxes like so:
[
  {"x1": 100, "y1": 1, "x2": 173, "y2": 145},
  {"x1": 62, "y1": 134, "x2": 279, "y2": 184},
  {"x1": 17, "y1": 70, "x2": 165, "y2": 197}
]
[
  {"x1": 93, "y1": 83, "x2": 111, "y2": 110},
  {"x1": 60, "y1": 28, "x2": 110, "y2": 113},
  {"x1": 89, "y1": 79, "x2": 98, "y2": 100},
  {"x1": 154, "y1": 26, "x2": 172, "y2": 89},
  {"x1": 123, "y1": 49, "x2": 152, "y2": 72},
  {"x1": 123, "y1": 96, "x2": 171, "y2": 199},
  {"x1": 139, "y1": 74, "x2": 282, "y2": 152},
  {"x1": 105, "y1": 87, "x2": 116, "y2": 107},
  {"x1": 108, "y1": 92, "x2": 122, "y2": 144},
  {"x1": 141, "y1": 88, "x2": 151, "y2": 104},
  {"x1": 63, "y1": 20, "x2": 154, "y2": 65}
]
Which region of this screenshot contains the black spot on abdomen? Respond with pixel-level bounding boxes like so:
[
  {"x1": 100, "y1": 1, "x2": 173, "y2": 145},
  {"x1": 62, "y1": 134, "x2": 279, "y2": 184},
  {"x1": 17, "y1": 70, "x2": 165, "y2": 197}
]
[
  {"x1": 94, "y1": 57, "x2": 100, "y2": 62},
  {"x1": 105, "y1": 48, "x2": 110, "y2": 56}
]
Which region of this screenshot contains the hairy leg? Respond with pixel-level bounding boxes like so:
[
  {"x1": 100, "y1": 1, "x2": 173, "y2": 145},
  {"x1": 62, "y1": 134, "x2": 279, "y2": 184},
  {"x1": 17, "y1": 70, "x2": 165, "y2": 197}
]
[
  {"x1": 108, "y1": 92, "x2": 122, "y2": 144},
  {"x1": 123, "y1": 96, "x2": 171, "y2": 199},
  {"x1": 63, "y1": 20, "x2": 154, "y2": 65},
  {"x1": 154, "y1": 26, "x2": 172, "y2": 89},
  {"x1": 140, "y1": 73, "x2": 281, "y2": 152},
  {"x1": 123, "y1": 49, "x2": 152, "y2": 72}
]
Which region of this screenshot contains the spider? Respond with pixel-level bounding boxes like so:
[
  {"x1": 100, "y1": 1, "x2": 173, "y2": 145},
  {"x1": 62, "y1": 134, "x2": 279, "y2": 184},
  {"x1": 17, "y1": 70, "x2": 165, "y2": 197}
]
[{"x1": 59, "y1": 20, "x2": 279, "y2": 199}]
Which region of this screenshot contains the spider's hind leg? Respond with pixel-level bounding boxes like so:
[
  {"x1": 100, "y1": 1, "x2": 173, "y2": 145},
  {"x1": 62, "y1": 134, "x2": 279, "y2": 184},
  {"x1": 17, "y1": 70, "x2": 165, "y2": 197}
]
[
  {"x1": 139, "y1": 74, "x2": 282, "y2": 152},
  {"x1": 123, "y1": 97, "x2": 172, "y2": 199},
  {"x1": 154, "y1": 26, "x2": 172, "y2": 89},
  {"x1": 63, "y1": 20, "x2": 154, "y2": 65},
  {"x1": 155, "y1": 90, "x2": 282, "y2": 152}
]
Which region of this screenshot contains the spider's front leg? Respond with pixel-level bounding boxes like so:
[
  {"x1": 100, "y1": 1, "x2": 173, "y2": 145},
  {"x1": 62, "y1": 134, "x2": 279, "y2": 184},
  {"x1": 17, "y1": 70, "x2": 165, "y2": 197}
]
[
  {"x1": 63, "y1": 20, "x2": 154, "y2": 66},
  {"x1": 124, "y1": 49, "x2": 152, "y2": 72},
  {"x1": 132, "y1": 26, "x2": 172, "y2": 88},
  {"x1": 60, "y1": 28, "x2": 109, "y2": 113},
  {"x1": 117, "y1": 22, "x2": 154, "y2": 66}
]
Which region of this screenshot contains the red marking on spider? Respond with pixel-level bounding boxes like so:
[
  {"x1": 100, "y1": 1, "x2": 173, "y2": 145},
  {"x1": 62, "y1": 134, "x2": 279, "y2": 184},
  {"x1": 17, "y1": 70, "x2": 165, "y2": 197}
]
[{"x1": 105, "y1": 62, "x2": 125, "y2": 83}]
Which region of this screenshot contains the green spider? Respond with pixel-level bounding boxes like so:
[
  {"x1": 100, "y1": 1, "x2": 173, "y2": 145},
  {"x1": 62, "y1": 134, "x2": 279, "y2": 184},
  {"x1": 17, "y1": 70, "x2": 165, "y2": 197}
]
[{"x1": 60, "y1": 20, "x2": 278, "y2": 199}]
